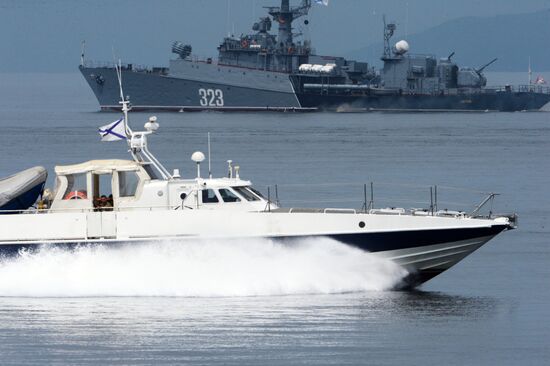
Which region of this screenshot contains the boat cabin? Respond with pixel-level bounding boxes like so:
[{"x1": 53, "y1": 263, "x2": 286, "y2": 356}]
[
  {"x1": 48, "y1": 159, "x2": 271, "y2": 212},
  {"x1": 50, "y1": 160, "x2": 148, "y2": 211}
]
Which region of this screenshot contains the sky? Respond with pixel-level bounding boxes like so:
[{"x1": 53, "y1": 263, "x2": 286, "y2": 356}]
[{"x1": 1, "y1": 0, "x2": 550, "y2": 72}]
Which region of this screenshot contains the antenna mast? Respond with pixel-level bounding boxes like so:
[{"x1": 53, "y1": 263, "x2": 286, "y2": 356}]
[
  {"x1": 80, "y1": 40, "x2": 86, "y2": 67},
  {"x1": 382, "y1": 15, "x2": 396, "y2": 60},
  {"x1": 115, "y1": 60, "x2": 171, "y2": 180},
  {"x1": 208, "y1": 132, "x2": 212, "y2": 179},
  {"x1": 267, "y1": 0, "x2": 312, "y2": 47},
  {"x1": 226, "y1": 0, "x2": 231, "y2": 36},
  {"x1": 115, "y1": 60, "x2": 132, "y2": 138},
  {"x1": 528, "y1": 56, "x2": 533, "y2": 85}
]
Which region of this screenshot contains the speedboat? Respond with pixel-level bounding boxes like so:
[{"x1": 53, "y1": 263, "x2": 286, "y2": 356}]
[{"x1": 0, "y1": 98, "x2": 516, "y2": 287}]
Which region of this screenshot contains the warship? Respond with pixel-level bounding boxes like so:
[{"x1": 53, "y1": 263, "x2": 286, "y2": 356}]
[{"x1": 80, "y1": 0, "x2": 550, "y2": 112}]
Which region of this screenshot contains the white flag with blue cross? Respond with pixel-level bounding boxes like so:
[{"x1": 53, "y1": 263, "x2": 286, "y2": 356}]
[{"x1": 98, "y1": 118, "x2": 126, "y2": 142}]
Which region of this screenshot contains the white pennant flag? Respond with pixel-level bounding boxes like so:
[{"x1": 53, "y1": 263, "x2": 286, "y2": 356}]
[{"x1": 98, "y1": 118, "x2": 126, "y2": 142}]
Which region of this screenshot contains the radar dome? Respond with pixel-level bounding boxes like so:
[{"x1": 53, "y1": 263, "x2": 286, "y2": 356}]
[
  {"x1": 191, "y1": 151, "x2": 205, "y2": 163},
  {"x1": 395, "y1": 40, "x2": 409, "y2": 55}
]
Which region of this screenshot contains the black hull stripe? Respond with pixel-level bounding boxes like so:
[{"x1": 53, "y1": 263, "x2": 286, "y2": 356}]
[
  {"x1": 326, "y1": 225, "x2": 507, "y2": 252},
  {"x1": 0, "y1": 226, "x2": 507, "y2": 257}
]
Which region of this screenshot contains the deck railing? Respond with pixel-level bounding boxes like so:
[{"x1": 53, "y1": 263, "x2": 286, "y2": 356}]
[
  {"x1": 262, "y1": 181, "x2": 503, "y2": 218},
  {"x1": 1, "y1": 182, "x2": 504, "y2": 220},
  {"x1": 81, "y1": 60, "x2": 167, "y2": 74}
]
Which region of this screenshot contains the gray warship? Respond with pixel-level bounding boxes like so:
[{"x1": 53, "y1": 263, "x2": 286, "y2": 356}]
[{"x1": 80, "y1": 0, "x2": 550, "y2": 112}]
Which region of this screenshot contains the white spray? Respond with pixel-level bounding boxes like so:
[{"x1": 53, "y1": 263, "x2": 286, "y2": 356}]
[{"x1": 0, "y1": 238, "x2": 408, "y2": 297}]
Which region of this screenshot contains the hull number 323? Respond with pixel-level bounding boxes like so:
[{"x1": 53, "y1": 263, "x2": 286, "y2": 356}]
[{"x1": 199, "y1": 88, "x2": 224, "y2": 107}]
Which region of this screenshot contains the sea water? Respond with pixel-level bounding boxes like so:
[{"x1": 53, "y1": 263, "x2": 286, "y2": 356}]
[{"x1": 0, "y1": 73, "x2": 548, "y2": 365}]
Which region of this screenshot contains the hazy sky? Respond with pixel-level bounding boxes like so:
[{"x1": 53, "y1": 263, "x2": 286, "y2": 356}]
[{"x1": 1, "y1": 0, "x2": 550, "y2": 72}]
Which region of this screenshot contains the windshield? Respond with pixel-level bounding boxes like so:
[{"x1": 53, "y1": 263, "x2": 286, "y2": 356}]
[
  {"x1": 219, "y1": 188, "x2": 241, "y2": 203},
  {"x1": 247, "y1": 187, "x2": 266, "y2": 200},
  {"x1": 233, "y1": 186, "x2": 261, "y2": 201}
]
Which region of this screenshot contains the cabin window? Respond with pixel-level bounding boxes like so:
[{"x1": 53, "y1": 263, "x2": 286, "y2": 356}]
[
  {"x1": 63, "y1": 173, "x2": 88, "y2": 200},
  {"x1": 202, "y1": 189, "x2": 219, "y2": 203},
  {"x1": 219, "y1": 188, "x2": 241, "y2": 203},
  {"x1": 119, "y1": 171, "x2": 140, "y2": 197},
  {"x1": 233, "y1": 186, "x2": 259, "y2": 201}
]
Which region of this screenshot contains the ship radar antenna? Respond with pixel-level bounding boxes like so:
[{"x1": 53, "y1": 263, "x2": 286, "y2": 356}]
[
  {"x1": 113, "y1": 59, "x2": 172, "y2": 180},
  {"x1": 382, "y1": 15, "x2": 396, "y2": 59},
  {"x1": 114, "y1": 59, "x2": 132, "y2": 138},
  {"x1": 208, "y1": 132, "x2": 212, "y2": 179},
  {"x1": 527, "y1": 56, "x2": 533, "y2": 85},
  {"x1": 267, "y1": 0, "x2": 312, "y2": 48},
  {"x1": 80, "y1": 40, "x2": 86, "y2": 67}
]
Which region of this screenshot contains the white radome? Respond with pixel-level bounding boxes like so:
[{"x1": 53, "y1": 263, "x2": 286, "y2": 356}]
[
  {"x1": 191, "y1": 151, "x2": 206, "y2": 163},
  {"x1": 395, "y1": 40, "x2": 410, "y2": 54},
  {"x1": 144, "y1": 116, "x2": 159, "y2": 131}
]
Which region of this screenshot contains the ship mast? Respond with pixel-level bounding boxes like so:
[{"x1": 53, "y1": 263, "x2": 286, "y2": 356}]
[
  {"x1": 267, "y1": 0, "x2": 311, "y2": 48},
  {"x1": 382, "y1": 15, "x2": 396, "y2": 60},
  {"x1": 114, "y1": 61, "x2": 171, "y2": 180}
]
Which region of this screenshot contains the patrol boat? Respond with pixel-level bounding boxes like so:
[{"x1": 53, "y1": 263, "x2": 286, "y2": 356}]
[
  {"x1": 0, "y1": 97, "x2": 516, "y2": 286},
  {"x1": 79, "y1": 0, "x2": 550, "y2": 112}
]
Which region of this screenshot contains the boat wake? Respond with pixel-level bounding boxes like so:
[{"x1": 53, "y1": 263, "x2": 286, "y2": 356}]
[{"x1": 0, "y1": 238, "x2": 408, "y2": 297}]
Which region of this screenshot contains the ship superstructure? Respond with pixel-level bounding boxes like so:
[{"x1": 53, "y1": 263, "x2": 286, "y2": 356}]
[{"x1": 293, "y1": 18, "x2": 550, "y2": 111}]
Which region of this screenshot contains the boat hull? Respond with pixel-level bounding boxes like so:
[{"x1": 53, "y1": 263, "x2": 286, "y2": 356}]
[
  {"x1": 0, "y1": 182, "x2": 44, "y2": 213},
  {"x1": 0, "y1": 224, "x2": 508, "y2": 286}
]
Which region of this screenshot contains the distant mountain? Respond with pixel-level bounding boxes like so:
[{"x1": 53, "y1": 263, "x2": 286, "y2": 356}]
[{"x1": 346, "y1": 9, "x2": 550, "y2": 72}]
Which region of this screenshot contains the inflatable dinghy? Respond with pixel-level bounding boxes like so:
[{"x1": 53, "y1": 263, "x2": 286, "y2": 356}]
[{"x1": 0, "y1": 166, "x2": 47, "y2": 213}]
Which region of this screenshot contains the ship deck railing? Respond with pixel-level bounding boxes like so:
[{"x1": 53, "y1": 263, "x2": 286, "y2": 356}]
[
  {"x1": 441, "y1": 85, "x2": 550, "y2": 95},
  {"x1": 81, "y1": 60, "x2": 168, "y2": 74},
  {"x1": 261, "y1": 181, "x2": 506, "y2": 219},
  {"x1": 304, "y1": 83, "x2": 550, "y2": 97},
  {"x1": 485, "y1": 84, "x2": 550, "y2": 94},
  {"x1": 2, "y1": 182, "x2": 504, "y2": 220},
  {"x1": 0, "y1": 202, "x2": 497, "y2": 221},
  {"x1": 82, "y1": 57, "x2": 294, "y2": 74}
]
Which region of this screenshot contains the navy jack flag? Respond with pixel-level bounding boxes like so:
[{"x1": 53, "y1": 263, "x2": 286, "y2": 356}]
[{"x1": 98, "y1": 118, "x2": 126, "y2": 142}]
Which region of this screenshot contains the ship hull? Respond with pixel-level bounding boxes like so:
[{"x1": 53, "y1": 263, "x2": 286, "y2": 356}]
[
  {"x1": 80, "y1": 65, "x2": 307, "y2": 111},
  {"x1": 296, "y1": 90, "x2": 550, "y2": 112},
  {"x1": 81, "y1": 64, "x2": 550, "y2": 112}
]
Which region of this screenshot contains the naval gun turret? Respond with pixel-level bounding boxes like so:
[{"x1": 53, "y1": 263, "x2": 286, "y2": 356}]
[
  {"x1": 457, "y1": 58, "x2": 498, "y2": 88},
  {"x1": 171, "y1": 42, "x2": 192, "y2": 59}
]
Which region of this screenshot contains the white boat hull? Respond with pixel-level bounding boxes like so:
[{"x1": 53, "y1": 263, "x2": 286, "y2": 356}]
[{"x1": 0, "y1": 209, "x2": 512, "y2": 286}]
